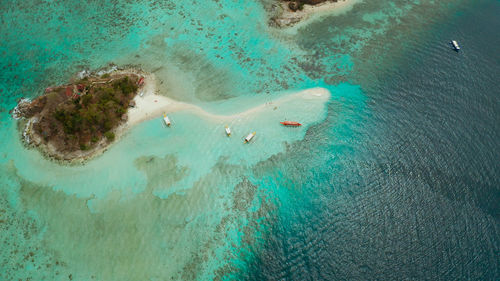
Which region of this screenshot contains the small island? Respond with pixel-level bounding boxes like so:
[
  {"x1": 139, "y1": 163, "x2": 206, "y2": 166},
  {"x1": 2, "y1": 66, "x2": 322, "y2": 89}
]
[
  {"x1": 12, "y1": 69, "x2": 145, "y2": 162},
  {"x1": 11, "y1": 65, "x2": 332, "y2": 164},
  {"x1": 271, "y1": 0, "x2": 357, "y2": 27}
]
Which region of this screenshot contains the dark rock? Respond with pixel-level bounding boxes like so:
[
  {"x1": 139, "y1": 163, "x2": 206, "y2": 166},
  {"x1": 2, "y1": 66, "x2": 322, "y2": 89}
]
[
  {"x1": 288, "y1": 1, "x2": 300, "y2": 11},
  {"x1": 12, "y1": 96, "x2": 47, "y2": 119}
]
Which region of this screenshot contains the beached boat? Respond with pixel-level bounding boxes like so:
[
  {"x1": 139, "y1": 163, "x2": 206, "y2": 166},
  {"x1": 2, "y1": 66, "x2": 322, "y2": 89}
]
[
  {"x1": 280, "y1": 121, "x2": 302, "y2": 126},
  {"x1": 163, "y1": 114, "x2": 171, "y2": 126},
  {"x1": 450, "y1": 40, "x2": 461, "y2": 51},
  {"x1": 225, "y1": 125, "x2": 231, "y2": 136},
  {"x1": 244, "y1": 132, "x2": 256, "y2": 143}
]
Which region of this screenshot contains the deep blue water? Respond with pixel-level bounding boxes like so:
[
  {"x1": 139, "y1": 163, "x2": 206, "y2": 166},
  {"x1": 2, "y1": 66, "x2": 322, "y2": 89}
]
[{"x1": 246, "y1": 1, "x2": 500, "y2": 280}]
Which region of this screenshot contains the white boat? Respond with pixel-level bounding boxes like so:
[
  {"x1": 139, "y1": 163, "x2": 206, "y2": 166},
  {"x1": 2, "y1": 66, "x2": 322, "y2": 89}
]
[
  {"x1": 244, "y1": 132, "x2": 256, "y2": 143},
  {"x1": 163, "y1": 114, "x2": 171, "y2": 126},
  {"x1": 225, "y1": 125, "x2": 231, "y2": 136},
  {"x1": 451, "y1": 40, "x2": 460, "y2": 51}
]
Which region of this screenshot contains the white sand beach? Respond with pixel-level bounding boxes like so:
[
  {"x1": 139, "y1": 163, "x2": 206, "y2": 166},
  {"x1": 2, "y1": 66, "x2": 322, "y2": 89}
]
[{"x1": 124, "y1": 73, "x2": 331, "y2": 129}]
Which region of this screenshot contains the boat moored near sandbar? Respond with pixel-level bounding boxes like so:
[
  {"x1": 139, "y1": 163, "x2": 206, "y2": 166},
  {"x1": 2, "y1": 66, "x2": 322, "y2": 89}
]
[
  {"x1": 225, "y1": 125, "x2": 231, "y2": 136},
  {"x1": 280, "y1": 121, "x2": 302, "y2": 126},
  {"x1": 163, "y1": 114, "x2": 171, "y2": 126},
  {"x1": 244, "y1": 132, "x2": 256, "y2": 143}
]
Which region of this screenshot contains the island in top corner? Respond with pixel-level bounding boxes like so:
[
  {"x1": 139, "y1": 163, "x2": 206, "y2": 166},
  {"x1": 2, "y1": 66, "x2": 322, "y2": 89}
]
[
  {"x1": 11, "y1": 68, "x2": 146, "y2": 163},
  {"x1": 271, "y1": 0, "x2": 352, "y2": 27}
]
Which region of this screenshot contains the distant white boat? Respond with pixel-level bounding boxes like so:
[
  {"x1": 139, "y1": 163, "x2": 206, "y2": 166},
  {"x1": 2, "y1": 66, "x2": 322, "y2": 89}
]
[
  {"x1": 451, "y1": 40, "x2": 461, "y2": 51},
  {"x1": 244, "y1": 132, "x2": 256, "y2": 143},
  {"x1": 163, "y1": 114, "x2": 171, "y2": 126},
  {"x1": 225, "y1": 125, "x2": 231, "y2": 136}
]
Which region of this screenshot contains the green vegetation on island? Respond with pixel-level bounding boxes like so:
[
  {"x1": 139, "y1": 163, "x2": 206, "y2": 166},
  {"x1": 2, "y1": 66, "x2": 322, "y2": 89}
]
[{"x1": 13, "y1": 70, "x2": 144, "y2": 161}]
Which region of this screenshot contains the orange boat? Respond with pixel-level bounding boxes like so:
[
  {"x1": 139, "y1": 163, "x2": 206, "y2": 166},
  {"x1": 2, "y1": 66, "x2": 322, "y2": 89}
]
[
  {"x1": 280, "y1": 121, "x2": 302, "y2": 126},
  {"x1": 137, "y1": 77, "x2": 145, "y2": 86}
]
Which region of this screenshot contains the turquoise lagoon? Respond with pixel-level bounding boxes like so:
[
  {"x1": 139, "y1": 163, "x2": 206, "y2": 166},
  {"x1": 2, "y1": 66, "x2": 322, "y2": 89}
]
[{"x1": 2, "y1": 0, "x2": 498, "y2": 280}]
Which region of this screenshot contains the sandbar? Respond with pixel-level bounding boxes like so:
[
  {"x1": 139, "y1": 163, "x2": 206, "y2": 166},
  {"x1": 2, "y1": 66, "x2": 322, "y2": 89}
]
[{"x1": 123, "y1": 73, "x2": 330, "y2": 130}]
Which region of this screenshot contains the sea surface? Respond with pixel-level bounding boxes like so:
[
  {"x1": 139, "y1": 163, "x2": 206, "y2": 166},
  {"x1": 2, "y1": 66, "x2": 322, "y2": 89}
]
[{"x1": 0, "y1": 0, "x2": 499, "y2": 280}]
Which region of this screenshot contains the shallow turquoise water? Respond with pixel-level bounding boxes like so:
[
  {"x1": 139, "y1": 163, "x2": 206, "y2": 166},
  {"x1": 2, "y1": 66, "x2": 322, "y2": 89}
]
[{"x1": 1, "y1": 0, "x2": 499, "y2": 280}]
